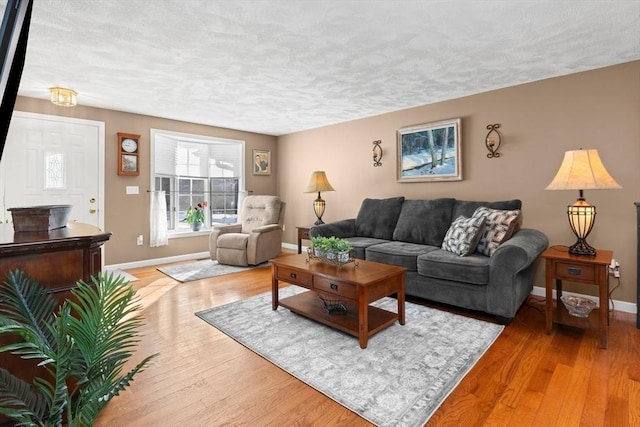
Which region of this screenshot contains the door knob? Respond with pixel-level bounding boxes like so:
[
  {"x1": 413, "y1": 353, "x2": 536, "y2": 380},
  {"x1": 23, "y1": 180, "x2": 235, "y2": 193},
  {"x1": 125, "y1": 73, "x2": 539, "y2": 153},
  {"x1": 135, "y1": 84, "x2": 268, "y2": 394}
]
[{"x1": 89, "y1": 208, "x2": 97, "y2": 214}]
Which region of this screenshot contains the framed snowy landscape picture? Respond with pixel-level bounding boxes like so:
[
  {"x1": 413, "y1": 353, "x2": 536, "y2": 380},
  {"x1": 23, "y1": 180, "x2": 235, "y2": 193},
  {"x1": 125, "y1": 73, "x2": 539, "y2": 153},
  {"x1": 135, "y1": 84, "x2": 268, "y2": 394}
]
[{"x1": 397, "y1": 118, "x2": 462, "y2": 182}]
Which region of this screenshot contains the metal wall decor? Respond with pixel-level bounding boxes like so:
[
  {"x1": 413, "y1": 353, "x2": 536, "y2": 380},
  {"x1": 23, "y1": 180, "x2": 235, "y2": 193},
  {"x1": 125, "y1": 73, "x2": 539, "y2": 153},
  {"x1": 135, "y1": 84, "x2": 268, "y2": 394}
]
[
  {"x1": 485, "y1": 124, "x2": 502, "y2": 158},
  {"x1": 372, "y1": 140, "x2": 382, "y2": 167}
]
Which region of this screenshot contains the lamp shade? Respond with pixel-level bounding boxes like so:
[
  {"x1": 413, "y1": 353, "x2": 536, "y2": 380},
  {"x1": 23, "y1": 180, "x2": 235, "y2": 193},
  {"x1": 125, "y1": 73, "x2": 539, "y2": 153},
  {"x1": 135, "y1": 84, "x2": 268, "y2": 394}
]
[
  {"x1": 545, "y1": 148, "x2": 621, "y2": 256},
  {"x1": 545, "y1": 149, "x2": 621, "y2": 191},
  {"x1": 304, "y1": 171, "x2": 335, "y2": 193}
]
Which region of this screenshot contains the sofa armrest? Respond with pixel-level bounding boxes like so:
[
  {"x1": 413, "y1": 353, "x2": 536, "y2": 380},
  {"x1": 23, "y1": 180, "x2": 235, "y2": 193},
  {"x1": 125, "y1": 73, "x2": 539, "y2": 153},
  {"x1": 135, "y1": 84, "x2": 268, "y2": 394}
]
[
  {"x1": 308, "y1": 219, "x2": 356, "y2": 238},
  {"x1": 247, "y1": 226, "x2": 283, "y2": 265},
  {"x1": 486, "y1": 228, "x2": 549, "y2": 319},
  {"x1": 249, "y1": 224, "x2": 282, "y2": 235},
  {"x1": 212, "y1": 223, "x2": 242, "y2": 234}
]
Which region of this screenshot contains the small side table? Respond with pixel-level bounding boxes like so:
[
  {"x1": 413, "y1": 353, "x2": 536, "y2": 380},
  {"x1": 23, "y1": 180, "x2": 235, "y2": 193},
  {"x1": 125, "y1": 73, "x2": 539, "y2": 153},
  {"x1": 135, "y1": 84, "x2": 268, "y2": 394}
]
[
  {"x1": 296, "y1": 226, "x2": 311, "y2": 254},
  {"x1": 542, "y1": 247, "x2": 612, "y2": 349}
]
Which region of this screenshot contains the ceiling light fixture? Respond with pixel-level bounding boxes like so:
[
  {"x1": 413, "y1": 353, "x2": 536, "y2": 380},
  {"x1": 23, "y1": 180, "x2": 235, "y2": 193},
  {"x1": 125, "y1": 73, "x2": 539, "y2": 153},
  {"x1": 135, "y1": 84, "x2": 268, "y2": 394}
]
[{"x1": 50, "y1": 87, "x2": 77, "y2": 107}]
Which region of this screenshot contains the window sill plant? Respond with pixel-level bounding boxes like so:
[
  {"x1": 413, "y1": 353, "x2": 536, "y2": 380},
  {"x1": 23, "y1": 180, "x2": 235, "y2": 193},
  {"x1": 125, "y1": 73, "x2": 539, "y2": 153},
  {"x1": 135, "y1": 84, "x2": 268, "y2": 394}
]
[{"x1": 183, "y1": 201, "x2": 208, "y2": 231}]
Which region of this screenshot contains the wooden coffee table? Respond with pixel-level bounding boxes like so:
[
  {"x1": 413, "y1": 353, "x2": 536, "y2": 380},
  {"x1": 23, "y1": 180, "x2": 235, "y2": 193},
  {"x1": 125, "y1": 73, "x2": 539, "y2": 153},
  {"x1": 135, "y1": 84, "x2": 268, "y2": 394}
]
[{"x1": 271, "y1": 253, "x2": 406, "y2": 349}]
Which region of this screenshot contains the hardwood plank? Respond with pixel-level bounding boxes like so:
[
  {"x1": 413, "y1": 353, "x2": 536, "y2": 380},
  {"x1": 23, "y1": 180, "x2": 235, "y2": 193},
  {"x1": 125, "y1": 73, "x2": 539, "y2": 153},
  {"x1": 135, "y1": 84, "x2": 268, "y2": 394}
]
[{"x1": 92, "y1": 252, "x2": 638, "y2": 426}]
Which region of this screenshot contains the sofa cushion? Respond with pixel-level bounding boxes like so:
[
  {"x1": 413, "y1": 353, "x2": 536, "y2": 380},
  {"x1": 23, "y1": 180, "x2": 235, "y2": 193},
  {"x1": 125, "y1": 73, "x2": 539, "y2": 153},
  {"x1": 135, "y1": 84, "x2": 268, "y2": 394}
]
[
  {"x1": 392, "y1": 198, "x2": 455, "y2": 246},
  {"x1": 343, "y1": 236, "x2": 391, "y2": 260},
  {"x1": 418, "y1": 249, "x2": 490, "y2": 285},
  {"x1": 355, "y1": 197, "x2": 405, "y2": 240},
  {"x1": 441, "y1": 215, "x2": 486, "y2": 256},
  {"x1": 452, "y1": 199, "x2": 522, "y2": 220},
  {"x1": 472, "y1": 207, "x2": 521, "y2": 256},
  {"x1": 365, "y1": 241, "x2": 439, "y2": 271}
]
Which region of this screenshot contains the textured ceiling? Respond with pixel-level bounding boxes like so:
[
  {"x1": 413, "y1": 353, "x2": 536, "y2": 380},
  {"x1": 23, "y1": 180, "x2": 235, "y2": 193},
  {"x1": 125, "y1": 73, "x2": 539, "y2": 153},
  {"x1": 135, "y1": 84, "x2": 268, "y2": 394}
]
[{"x1": 9, "y1": 0, "x2": 640, "y2": 136}]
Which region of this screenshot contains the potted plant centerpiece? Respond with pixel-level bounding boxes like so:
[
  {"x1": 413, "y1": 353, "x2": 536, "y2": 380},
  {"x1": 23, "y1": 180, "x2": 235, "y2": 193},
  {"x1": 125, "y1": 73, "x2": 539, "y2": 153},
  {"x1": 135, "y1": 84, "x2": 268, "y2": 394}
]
[
  {"x1": 332, "y1": 238, "x2": 353, "y2": 263},
  {"x1": 310, "y1": 236, "x2": 327, "y2": 258},
  {"x1": 310, "y1": 236, "x2": 353, "y2": 264}
]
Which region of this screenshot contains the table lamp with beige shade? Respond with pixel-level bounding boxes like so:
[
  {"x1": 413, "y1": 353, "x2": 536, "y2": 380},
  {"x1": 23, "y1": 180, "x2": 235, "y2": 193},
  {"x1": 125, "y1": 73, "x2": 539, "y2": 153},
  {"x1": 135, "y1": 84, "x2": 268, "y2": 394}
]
[
  {"x1": 545, "y1": 148, "x2": 621, "y2": 256},
  {"x1": 304, "y1": 171, "x2": 335, "y2": 225}
]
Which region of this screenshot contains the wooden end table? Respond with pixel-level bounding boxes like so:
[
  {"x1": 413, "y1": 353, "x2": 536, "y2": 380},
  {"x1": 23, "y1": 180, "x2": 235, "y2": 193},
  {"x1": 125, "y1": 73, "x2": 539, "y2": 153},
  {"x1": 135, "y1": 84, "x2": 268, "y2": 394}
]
[
  {"x1": 542, "y1": 246, "x2": 612, "y2": 349},
  {"x1": 271, "y1": 253, "x2": 406, "y2": 349},
  {"x1": 296, "y1": 226, "x2": 311, "y2": 254}
]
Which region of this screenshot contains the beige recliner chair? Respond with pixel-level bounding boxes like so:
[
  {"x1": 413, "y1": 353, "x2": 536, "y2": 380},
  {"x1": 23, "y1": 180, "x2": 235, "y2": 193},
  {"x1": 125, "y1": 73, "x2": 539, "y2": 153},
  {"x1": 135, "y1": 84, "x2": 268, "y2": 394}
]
[{"x1": 209, "y1": 195, "x2": 285, "y2": 266}]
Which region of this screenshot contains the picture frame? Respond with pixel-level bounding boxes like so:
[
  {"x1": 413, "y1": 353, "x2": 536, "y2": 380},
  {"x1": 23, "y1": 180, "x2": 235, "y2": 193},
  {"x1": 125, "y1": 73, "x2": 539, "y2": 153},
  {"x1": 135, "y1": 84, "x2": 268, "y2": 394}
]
[
  {"x1": 252, "y1": 149, "x2": 271, "y2": 176},
  {"x1": 396, "y1": 118, "x2": 462, "y2": 182}
]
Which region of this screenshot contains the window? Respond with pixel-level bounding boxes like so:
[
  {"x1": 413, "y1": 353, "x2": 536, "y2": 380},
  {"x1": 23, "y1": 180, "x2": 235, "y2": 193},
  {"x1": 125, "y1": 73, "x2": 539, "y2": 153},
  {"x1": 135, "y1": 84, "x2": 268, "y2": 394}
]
[
  {"x1": 44, "y1": 152, "x2": 66, "y2": 189},
  {"x1": 151, "y1": 129, "x2": 245, "y2": 234}
]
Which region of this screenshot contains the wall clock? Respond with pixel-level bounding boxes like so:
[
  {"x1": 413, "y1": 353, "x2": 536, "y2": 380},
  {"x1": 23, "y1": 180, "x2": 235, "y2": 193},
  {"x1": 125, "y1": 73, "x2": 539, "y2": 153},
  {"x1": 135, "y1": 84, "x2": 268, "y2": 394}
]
[{"x1": 117, "y1": 132, "x2": 141, "y2": 176}]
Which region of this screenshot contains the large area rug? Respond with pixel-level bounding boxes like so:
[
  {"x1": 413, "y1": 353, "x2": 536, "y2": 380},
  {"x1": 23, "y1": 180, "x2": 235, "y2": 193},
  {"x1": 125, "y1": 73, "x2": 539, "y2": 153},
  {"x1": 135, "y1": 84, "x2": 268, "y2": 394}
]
[
  {"x1": 196, "y1": 286, "x2": 504, "y2": 426},
  {"x1": 157, "y1": 259, "x2": 267, "y2": 282}
]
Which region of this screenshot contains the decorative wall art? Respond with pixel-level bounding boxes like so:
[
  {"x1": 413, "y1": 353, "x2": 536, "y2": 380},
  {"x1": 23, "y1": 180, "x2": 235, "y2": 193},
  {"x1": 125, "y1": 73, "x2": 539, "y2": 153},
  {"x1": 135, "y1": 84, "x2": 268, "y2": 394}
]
[
  {"x1": 252, "y1": 149, "x2": 271, "y2": 176},
  {"x1": 397, "y1": 118, "x2": 462, "y2": 182}
]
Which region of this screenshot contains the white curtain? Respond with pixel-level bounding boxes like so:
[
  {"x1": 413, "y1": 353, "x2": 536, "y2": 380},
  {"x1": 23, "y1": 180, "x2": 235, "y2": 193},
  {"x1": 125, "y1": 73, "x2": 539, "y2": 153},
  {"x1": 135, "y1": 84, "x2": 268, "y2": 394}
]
[{"x1": 150, "y1": 191, "x2": 169, "y2": 247}]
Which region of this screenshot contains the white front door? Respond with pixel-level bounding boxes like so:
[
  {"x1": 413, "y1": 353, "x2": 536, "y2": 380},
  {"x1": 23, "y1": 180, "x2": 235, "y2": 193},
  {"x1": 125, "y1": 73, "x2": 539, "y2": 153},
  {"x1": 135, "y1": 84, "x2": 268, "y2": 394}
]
[{"x1": 0, "y1": 112, "x2": 105, "y2": 229}]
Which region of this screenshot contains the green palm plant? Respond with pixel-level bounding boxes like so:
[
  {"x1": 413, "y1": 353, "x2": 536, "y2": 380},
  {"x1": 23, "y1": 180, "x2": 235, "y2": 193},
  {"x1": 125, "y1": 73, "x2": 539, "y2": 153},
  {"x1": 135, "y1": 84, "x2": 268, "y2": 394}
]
[{"x1": 0, "y1": 270, "x2": 158, "y2": 426}]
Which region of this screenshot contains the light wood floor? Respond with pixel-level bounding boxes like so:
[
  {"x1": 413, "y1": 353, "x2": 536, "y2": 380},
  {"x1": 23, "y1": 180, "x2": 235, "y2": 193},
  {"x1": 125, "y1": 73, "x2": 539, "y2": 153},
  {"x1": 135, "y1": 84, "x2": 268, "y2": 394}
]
[{"x1": 95, "y1": 252, "x2": 640, "y2": 427}]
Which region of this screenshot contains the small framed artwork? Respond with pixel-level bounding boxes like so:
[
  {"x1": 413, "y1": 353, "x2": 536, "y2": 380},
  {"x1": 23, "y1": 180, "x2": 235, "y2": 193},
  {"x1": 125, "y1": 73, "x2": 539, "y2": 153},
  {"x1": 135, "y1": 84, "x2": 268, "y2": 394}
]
[
  {"x1": 253, "y1": 149, "x2": 271, "y2": 175},
  {"x1": 397, "y1": 118, "x2": 462, "y2": 182}
]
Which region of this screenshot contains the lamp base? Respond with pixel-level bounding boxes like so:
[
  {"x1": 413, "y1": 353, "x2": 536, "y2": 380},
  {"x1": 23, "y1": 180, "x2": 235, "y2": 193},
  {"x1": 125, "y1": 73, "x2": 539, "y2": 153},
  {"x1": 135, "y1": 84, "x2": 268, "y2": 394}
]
[
  {"x1": 568, "y1": 239, "x2": 596, "y2": 256},
  {"x1": 313, "y1": 218, "x2": 324, "y2": 225}
]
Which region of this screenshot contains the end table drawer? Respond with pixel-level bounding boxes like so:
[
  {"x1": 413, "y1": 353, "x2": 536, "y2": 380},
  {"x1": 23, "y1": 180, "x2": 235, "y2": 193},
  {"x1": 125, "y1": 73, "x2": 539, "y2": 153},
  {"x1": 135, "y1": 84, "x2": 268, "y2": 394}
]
[
  {"x1": 314, "y1": 277, "x2": 356, "y2": 299},
  {"x1": 298, "y1": 228, "x2": 310, "y2": 239},
  {"x1": 555, "y1": 262, "x2": 595, "y2": 282},
  {"x1": 276, "y1": 267, "x2": 313, "y2": 287}
]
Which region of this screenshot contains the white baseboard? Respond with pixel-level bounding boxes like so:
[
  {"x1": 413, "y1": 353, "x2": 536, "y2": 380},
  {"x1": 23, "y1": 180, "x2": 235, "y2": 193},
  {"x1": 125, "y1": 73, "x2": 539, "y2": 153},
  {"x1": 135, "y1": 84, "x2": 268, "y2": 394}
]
[
  {"x1": 282, "y1": 242, "x2": 298, "y2": 251},
  {"x1": 107, "y1": 246, "x2": 638, "y2": 316},
  {"x1": 105, "y1": 251, "x2": 210, "y2": 271},
  {"x1": 531, "y1": 285, "x2": 637, "y2": 314}
]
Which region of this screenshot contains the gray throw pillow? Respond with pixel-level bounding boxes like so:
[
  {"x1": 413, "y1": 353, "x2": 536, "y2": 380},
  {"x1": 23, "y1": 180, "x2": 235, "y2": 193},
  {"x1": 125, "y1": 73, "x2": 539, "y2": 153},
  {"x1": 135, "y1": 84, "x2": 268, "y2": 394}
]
[
  {"x1": 442, "y1": 215, "x2": 486, "y2": 256},
  {"x1": 355, "y1": 197, "x2": 405, "y2": 240},
  {"x1": 472, "y1": 207, "x2": 521, "y2": 256}
]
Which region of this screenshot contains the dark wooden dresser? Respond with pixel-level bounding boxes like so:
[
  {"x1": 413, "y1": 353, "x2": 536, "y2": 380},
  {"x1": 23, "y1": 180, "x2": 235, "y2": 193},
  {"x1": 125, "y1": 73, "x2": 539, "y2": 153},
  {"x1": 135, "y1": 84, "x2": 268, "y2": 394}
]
[
  {"x1": 0, "y1": 221, "x2": 111, "y2": 297},
  {"x1": 0, "y1": 221, "x2": 111, "y2": 417}
]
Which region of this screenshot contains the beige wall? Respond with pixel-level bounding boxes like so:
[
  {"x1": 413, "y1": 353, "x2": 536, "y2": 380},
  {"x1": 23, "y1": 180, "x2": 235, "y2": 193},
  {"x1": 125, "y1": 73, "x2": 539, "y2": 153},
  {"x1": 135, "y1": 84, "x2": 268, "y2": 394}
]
[
  {"x1": 10, "y1": 61, "x2": 639, "y2": 304},
  {"x1": 13, "y1": 97, "x2": 278, "y2": 265},
  {"x1": 278, "y1": 61, "x2": 640, "y2": 304}
]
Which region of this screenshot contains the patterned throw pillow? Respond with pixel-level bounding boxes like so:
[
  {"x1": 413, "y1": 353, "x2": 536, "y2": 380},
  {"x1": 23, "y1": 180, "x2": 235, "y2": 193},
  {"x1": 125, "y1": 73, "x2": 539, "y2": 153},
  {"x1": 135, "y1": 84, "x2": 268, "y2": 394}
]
[
  {"x1": 472, "y1": 207, "x2": 521, "y2": 256},
  {"x1": 441, "y1": 215, "x2": 486, "y2": 256}
]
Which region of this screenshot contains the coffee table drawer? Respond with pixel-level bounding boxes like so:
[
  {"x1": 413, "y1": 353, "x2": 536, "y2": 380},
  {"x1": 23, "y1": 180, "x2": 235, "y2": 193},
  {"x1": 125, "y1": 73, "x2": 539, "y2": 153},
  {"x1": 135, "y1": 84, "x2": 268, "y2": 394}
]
[
  {"x1": 314, "y1": 277, "x2": 356, "y2": 299},
  {"x1": 276, "y1": 266, "x2": 313, "y2": 287}
]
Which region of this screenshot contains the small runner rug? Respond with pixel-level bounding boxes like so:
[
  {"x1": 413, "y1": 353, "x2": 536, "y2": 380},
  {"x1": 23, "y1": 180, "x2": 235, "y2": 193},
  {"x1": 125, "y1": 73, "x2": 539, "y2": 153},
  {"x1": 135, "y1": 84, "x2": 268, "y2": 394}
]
[
  {"x1": 195, "y1": 286, "x2": 504, "y2": 427},
  {"x1": 105, "y1": 268, "x2": 139, "y2": 282},
  {"x1": 157, "y1": 259, "x2": 268, "y2": 282}
]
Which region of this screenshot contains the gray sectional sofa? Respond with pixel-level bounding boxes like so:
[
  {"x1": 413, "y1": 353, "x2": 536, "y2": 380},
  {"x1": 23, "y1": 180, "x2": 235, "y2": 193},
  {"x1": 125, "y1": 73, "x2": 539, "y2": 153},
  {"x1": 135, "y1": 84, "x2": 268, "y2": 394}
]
[{"x1": 308, "y1": 197, "x2": 549, "y2": 323}]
